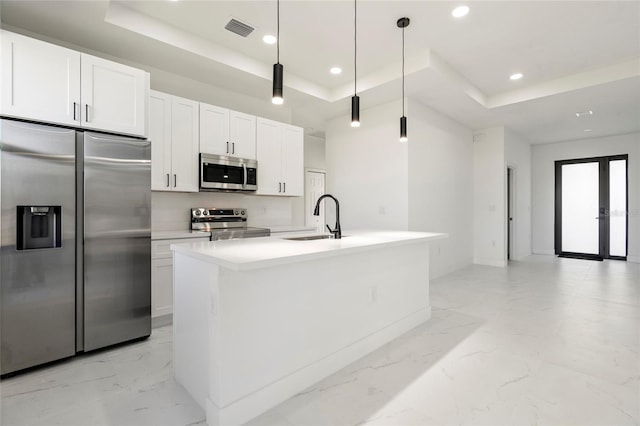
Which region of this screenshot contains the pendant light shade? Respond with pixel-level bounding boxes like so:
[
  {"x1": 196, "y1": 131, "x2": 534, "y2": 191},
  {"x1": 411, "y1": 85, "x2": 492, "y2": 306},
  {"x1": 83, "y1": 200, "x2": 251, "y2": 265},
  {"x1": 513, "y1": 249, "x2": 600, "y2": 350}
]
[
  {"x1": 397, "y1": 17, "x2": 410, "y2": 142},
  {"x1": 400, "y1": 115, "x2": 407, "y2": 142},
  {"x1": 272, "y1": 63, "x2": 283, "y2": 105},
  {"x1": 272, "y1": 0, "x2": 283, "y2": 105},
  {"x1": 351, "y1": 95, "x2": 360, "y2": 127},
  {"x1": 351, "y1": 0, "x2": 360, "y2": 127}
]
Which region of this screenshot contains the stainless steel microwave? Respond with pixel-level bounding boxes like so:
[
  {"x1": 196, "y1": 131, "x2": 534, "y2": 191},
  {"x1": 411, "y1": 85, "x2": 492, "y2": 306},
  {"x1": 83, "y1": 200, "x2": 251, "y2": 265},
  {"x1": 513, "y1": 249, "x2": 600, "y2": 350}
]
[{"x1": 199, "y1": 153, "x2": 258, "y2": 191}]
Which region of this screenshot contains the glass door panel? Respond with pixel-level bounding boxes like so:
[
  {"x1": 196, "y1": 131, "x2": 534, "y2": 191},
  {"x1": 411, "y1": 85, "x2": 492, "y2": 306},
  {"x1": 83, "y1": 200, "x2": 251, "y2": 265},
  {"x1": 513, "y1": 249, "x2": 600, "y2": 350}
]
[
  {"x1": 561, "y1": 162, "x2": 600, "y2": 254},
  {"x1": 609, "y1": 159, "x2": 627, "y2": 257}
]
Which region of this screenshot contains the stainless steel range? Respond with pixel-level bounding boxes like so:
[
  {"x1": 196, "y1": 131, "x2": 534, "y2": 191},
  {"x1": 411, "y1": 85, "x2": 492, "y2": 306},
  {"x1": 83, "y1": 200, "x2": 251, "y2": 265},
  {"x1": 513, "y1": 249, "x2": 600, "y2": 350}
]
[{"x1": 191, "y1": 208, "x2": 270, "y2": 240}]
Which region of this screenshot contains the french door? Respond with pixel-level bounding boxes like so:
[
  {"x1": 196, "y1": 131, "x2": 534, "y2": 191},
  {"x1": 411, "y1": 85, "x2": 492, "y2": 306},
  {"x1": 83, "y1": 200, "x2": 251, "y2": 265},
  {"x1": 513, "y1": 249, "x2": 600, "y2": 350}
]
[{"x1": 555, "y1": 155, "x2": 628, "y2": 261}]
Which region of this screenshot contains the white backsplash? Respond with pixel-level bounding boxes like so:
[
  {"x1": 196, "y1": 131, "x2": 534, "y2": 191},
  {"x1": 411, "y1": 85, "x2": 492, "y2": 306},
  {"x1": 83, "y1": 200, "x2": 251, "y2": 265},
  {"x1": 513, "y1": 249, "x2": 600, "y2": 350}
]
[{"x1": 152, "y1": 191, "x2": 297, "y2": 231}]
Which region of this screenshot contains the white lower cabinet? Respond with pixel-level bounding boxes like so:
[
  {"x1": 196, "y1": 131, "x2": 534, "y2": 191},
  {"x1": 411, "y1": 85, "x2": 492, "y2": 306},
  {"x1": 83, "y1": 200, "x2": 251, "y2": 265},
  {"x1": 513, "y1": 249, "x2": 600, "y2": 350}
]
[{"x1": 151, "y1": 236, "x2": 210, "y2": 321}]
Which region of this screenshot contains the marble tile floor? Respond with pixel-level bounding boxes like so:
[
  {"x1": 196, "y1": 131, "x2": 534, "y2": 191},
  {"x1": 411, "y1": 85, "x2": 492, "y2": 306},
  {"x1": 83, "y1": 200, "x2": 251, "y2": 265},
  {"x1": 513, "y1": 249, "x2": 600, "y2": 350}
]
[{"x1": 1, "y1": 255, "x2": 638, "y2": 426}]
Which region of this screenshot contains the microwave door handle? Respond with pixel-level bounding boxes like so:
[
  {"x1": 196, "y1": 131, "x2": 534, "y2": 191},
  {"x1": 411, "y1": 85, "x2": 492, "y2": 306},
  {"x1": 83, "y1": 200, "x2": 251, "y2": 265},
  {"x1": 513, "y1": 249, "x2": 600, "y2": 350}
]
[{"x1": 242, "y1": 163, "x2": 247, "y2": 188}]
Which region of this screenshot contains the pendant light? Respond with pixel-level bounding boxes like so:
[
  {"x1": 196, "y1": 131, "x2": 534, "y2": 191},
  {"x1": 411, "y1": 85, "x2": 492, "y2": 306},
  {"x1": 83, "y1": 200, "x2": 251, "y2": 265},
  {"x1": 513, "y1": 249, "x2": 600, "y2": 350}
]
[
  {"x1": 351, "y1": 0, "x2": 360, "y2": 127},
  {"x1": 272, "y1": 0, "x2": 283, "y2": 105},
  {"x1": 397, "y1": 17, "x2": 410, "y2": 142}
]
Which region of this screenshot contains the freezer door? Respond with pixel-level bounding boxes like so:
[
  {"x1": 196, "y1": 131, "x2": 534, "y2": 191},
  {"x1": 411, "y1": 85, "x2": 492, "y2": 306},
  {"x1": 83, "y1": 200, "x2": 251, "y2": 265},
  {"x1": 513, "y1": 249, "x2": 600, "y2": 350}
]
[
  {"x1": 0, "y1": 119, "x2": 76, "y2": 375},
  {"x1": 83, "y1": 132, "x2": 151, "y2": 351}
]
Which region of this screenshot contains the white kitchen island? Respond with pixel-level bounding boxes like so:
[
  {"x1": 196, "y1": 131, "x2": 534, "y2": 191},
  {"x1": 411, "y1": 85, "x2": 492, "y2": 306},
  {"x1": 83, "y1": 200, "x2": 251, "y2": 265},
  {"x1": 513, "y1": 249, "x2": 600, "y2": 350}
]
[{"x1": 171, "y1": 230, "x2": 447, "y2": 426}]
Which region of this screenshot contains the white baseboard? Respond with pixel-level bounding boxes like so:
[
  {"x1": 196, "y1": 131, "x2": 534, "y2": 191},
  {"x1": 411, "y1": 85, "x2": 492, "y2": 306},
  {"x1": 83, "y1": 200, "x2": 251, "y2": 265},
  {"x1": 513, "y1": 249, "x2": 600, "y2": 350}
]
[
  {"x1": 206, "y1": 308, "x2": 431, "y2": 426},
  {"x1": 474, "y1": 258, "x2": 506, "y2": 268},
  {"x1": 532, "y1": 249, "x2": 555, "y2": 255},
  {"x1": 152, "y1": 314, "x2": 172, "y2": 328}
]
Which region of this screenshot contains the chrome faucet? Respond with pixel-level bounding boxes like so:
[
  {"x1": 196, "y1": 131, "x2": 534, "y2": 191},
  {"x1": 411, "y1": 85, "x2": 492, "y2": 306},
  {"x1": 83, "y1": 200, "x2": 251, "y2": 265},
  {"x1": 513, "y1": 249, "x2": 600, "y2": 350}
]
[{"x1": 313, "y1": 194, "x2": 341, "y2": 239}]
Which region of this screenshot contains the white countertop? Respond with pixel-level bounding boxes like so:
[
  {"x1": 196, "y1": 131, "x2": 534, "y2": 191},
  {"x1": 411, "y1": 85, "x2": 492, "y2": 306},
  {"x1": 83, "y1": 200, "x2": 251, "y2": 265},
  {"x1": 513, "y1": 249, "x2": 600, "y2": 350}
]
[
  {"x1": 171, "y1": 230, "x2": 447, "y2": 271},
  {"x1": 152, "y1": 230, "x2": 211, "y2": 240}
]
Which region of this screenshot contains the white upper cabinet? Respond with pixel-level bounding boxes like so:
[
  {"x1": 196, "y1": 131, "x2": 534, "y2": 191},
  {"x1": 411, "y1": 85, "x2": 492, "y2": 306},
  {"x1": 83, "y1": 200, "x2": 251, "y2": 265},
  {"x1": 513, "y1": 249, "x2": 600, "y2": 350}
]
[
  {"x1": 281, "y1": 124, "x2": 304, "y2": 196},
  {"x1": 200, "y1": 102, "x2": 256, "y2": 160},
  {"x1": 1, "y1": 30, "x2": 149, "y2": 137},
  {"x1": 1, "y1": 30, "x2": 80, "y2": 126},
  {"x1": 199, "y1": 103, "x2": 229, "y2": 156},
  {"x1": 80, "y1": 54, "x2": 148, "y2": 137},
  {"x1": 149, "y1": 90, "x2": 199, "y2": 192},
  {"x1": 256, "y1": 118, "x2": 304, "y2": 197},
  {"x1": 229, "y1": 110, "x2": 257, "y2": 159}
]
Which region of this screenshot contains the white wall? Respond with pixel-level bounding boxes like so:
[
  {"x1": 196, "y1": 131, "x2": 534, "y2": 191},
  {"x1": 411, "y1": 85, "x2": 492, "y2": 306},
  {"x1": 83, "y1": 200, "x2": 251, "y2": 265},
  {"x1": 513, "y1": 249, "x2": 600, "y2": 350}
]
[
  {"x1": 292, "y1": 135, "x2": 326, "y2": 225},
  {"x1": 473, "y1": 127, "x2": 506, "y2": 267},
  {"x1": 407, "y1": 99, "x2": 474, "y2": 278},
  {"x1": 152, "y1": 192, "x2": 294, "y2": 232},
  {"x1": 325, "y1": 98, "x2": 474, "y2": 278},
  {"x1": 505, "y1": 128, "x2": 533, "y2": 260},
  {"x1": 325, "y1": 100, "x2": 409, "y2": 231},
  {"x1": 532, "y1": 132, "x2": 640, "y2": 262}
]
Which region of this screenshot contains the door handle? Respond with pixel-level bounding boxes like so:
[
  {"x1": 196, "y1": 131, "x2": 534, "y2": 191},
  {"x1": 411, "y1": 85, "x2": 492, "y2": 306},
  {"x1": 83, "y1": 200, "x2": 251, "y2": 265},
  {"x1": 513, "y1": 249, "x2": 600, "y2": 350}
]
[
  {"x1": 73, "y1": 102, "x2": 78, "y2": 121},
  {"x1": 226, "y1": 141, "x2": 229, "y2": 154},
  {"x1": 174, "y1": 174, "x2": 177, "y2": 187},
  {"x1": 85, "y1": 104, "x2": 90, "y2": 122},
  {"x1": 166, "y1": 173, "x2": 170, "y2": 188},
  {"x1": 232, "y1": 142, "x2": 235, "y2": 155},
  {"x1": 278, "y1": 182, "x2": 282, "y2": 193},
  {"x1": 283, "y1": 182, "x2": 286, "y2": 193},
  {"x1": 242, "y1": 163, "x2": 247, "y2": 188}
]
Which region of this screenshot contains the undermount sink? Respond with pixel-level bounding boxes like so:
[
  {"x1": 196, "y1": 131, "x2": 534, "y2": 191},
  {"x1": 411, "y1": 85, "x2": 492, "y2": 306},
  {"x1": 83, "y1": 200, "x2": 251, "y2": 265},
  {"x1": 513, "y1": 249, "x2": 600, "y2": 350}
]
[{"x1": 284, "y1": 235, "x2": 334, "y2": 241}]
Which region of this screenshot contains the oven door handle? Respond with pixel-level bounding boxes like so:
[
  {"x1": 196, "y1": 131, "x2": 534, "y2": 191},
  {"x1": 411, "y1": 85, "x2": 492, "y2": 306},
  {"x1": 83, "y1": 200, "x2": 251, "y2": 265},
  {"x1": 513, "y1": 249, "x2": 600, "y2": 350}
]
[{"x1": 242, "y1": 163, "x2": 247, "y2": 189}]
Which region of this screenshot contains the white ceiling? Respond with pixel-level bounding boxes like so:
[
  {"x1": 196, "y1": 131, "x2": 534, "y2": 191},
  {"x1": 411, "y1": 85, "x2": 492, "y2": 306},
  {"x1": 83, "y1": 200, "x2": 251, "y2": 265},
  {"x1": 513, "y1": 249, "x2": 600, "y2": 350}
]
[{"x1": 1, "y1": 0, "x2": 639, "y2": 143}]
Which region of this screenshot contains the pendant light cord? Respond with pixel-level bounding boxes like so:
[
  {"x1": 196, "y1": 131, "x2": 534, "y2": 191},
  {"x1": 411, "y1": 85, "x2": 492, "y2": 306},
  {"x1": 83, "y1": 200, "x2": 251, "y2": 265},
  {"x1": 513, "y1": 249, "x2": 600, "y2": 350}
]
[
  {"x1": 277, "y1": 0, "x2": 280, "y2": 64},
  {"x1": 354, "y1": 0, "x2": 357, "y2": 96},
  {"x1": 402, "y1": 25, "x2": 405, "y2": 116}
]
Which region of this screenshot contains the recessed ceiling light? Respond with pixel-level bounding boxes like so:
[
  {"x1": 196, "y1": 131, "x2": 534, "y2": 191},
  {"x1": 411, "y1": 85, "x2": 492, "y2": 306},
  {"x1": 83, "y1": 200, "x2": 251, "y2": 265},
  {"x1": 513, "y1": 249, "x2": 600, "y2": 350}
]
[
  {"x1": 575, "y1": 110, "x2": 594, "y2": 117},
  {"x1": 330, "y1": 67, "x2": 342, "y2": 75},
  {"x1": 509, "y1": 73, "x2": 523, "y2": 80},
  {"x1": 263, "y1": 35, "x2": 277, "y2": 44},
  {"x1": 452, "y1": 6, "x2": 470, "y2": 18}
]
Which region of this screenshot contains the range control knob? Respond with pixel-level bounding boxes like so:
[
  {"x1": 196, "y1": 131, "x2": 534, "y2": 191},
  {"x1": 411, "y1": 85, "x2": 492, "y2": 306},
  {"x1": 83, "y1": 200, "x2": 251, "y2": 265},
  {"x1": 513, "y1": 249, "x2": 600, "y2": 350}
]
[
  {"x1": 234, "y1": 210, "x2": 239, "y2": 215},
  {"x1": 240, "y1": 210, "x2": 246, "y2": 215},
  {"x1": 202, "y1": 210, "x2": 208, "y2": 216},
  {"x1": 194, "y1": 210, "x2": 201, "y2": 216}
]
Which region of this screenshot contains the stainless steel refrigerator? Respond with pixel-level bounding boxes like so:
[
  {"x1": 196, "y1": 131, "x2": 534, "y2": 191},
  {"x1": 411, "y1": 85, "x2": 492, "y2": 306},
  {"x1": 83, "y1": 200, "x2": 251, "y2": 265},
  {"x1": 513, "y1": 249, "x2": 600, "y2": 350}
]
[{"x1": 0, "y1": 119, "x2": 151, "y2": 375}]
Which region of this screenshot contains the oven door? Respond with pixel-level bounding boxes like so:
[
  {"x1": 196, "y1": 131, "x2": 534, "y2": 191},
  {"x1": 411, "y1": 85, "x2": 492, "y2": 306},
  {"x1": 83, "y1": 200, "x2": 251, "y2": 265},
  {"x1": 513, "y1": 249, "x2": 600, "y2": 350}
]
[{"x1": 200, "y1": 154, "x2": 257, "y2": 191}]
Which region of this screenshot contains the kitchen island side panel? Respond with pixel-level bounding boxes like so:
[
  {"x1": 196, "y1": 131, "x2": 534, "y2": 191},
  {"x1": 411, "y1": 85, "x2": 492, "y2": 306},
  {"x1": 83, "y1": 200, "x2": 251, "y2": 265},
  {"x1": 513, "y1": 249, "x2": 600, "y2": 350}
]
[{"x1": 174, "y1": 240, "x2": 431, "y2": 426}]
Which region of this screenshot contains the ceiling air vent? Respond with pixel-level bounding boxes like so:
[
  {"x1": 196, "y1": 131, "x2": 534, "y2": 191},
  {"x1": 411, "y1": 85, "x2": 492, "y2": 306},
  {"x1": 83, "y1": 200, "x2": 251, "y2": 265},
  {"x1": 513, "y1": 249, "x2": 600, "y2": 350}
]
[{"x1": 225, "y1": 18, "x2": 255, "y2": 38}]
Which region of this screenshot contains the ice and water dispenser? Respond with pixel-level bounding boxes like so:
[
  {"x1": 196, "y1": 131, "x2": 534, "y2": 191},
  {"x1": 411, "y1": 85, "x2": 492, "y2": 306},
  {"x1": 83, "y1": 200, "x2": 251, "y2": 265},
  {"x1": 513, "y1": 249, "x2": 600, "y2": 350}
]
[{"x1": 16, "y1": 206, "x2": 62, "y2": 250}]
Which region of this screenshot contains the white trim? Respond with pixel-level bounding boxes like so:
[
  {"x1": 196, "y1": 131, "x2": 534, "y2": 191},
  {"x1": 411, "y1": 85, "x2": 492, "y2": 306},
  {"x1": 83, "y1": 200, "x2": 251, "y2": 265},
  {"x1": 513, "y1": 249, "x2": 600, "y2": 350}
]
[
  {"x1": 205, "y1": 308, "x2": 431, "y2": 426},
  {"x1": 474, "y1": 258, "x2": 507, "y2": 268},
  {"x1": 533, "y1": 249, "x2": 556, "y2": 255}
]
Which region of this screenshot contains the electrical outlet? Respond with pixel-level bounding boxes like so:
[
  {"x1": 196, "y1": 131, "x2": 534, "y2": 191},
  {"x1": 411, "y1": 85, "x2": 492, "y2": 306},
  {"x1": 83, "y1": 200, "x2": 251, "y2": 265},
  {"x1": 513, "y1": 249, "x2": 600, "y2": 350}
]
[{"x1": 369, "y1": 286, "x2": 377, "y2": 304}]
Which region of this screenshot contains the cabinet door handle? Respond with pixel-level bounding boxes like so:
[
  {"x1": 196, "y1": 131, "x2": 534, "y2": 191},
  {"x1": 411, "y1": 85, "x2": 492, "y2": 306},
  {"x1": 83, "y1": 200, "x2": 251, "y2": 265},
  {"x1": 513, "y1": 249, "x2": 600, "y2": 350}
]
[
  {"x1": 174, "y1": 174, "x2": 177, "y2": 187},
  {"x1": 226, "y1": 141, "x2": 229, "y2": 154},
  {"x1": 166, "y1": 173, "x2": 170, "y2": 188},
  {"x1": 278, "y1": 182, "x2": 282, "y2": 193},
  {"x1": 85, "y1": 104, "x2": 90, "y2": 122},
  {"x1": 232, "y1": 143, "x2": 235, "y2": 154},
  {"x1": 283, "y1": 182, "x2": 286, "y2": 193},
  {"x1": 73, "y1": 102, "x2": 77, "y2": 121}
]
